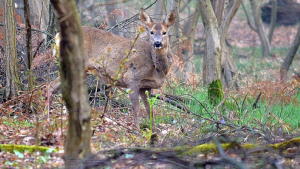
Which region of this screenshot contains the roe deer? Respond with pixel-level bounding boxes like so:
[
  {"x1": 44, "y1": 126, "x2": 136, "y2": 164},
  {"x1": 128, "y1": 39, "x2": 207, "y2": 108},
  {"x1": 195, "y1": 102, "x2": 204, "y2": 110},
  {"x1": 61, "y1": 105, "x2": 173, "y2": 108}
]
[{"x1": 52, "y1": 9, "x2": 176, "y2": 128}]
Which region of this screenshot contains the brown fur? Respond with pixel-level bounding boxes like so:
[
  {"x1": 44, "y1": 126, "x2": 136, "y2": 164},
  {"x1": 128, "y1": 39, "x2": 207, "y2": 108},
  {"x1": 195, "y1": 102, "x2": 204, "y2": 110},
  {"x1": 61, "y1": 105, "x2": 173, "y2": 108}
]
[{"x1": 53, "y1": 10, "x2": 176, "y2": 128}]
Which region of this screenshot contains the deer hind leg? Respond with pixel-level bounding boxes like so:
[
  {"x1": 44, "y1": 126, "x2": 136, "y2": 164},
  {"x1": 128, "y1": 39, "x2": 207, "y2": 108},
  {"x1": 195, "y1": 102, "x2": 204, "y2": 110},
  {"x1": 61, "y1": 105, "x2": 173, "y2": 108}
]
[
  {"x1": 140, "y1": 88, "x2": 153, "y2": 129},
  {"x1": 129, "y1": 87, "x2": 141, "y2": 127}
]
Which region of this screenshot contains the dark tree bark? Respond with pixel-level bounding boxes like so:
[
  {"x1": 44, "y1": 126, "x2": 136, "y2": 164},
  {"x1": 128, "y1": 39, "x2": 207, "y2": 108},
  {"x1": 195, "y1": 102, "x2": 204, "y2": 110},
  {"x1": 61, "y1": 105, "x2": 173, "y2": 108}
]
[
  {"x1": 280, "y1": 24, "x2": 300, "y2": 81},
  {"x1": 5, "y1": 0, "x2": 19, "y2": 99},
  {"x1": 23, "y1": 0, "x2": 33, "y2": 90},
  {"x1": 50, "y1": 0, "x2": 92, "y2": 168},
  {"x1": 47, "y1": 3, "x2": 56, "y2": 43}
]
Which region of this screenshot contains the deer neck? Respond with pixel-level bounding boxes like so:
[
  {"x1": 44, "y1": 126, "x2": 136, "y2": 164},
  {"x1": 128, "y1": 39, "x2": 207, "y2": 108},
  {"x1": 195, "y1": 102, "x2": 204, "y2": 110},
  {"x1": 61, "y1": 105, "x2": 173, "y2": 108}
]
[{"x1": 151, "y1": 45, "x2": 172, "y2": 75}]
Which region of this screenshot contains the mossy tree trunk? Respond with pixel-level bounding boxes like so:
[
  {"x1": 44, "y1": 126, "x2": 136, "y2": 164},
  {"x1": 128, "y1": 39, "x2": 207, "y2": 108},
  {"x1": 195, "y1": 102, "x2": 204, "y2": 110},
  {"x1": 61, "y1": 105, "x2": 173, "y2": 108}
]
[
  {"x1": 50, "y1": 0, "x2": 92, "y2": 168},
  {"x1": 4, "y1": 0, "x2": 19, "y2": 99}
]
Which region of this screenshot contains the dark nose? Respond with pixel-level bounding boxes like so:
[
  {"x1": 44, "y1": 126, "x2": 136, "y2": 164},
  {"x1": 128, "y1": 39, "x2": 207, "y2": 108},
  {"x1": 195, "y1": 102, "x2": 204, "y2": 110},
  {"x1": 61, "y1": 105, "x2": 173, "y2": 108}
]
[{"x1": 154, "y1": 41, "x2": 162, "y2": 48}]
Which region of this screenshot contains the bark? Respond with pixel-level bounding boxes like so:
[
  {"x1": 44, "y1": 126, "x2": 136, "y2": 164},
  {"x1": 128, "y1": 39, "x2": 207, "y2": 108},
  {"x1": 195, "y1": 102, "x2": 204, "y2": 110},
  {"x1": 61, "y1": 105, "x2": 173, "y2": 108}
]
[
  {"x1": 249, "y1": 0, "x2": 271, "y2": 57},
  {"x1": 280, "y1": 24, "x2": 300, "y2": 81},
  {"x1": 50, "y1": 0, "x2": 92, "y2": 168},
  {"x1": 200, "y1": 0, "x2": 241, "y2": 102},
  {"x1": 23, "y1": 0, "x2": 33, "y2": 90},
  {"x1": 268, "y1": 0, "x2": 278, "y2": 42},
  {"x1": 29, "y1": 0, "x2": 50, "y2": 40},
  {"x1": 5, "y1": 0, "x2": 18, "y2": 99},
  {"x1": 46, "y1": 3, "x2": 56, "y2": 43},
  {"x1": 199, "y1": 0, "x2": 222, "y2": 85},
  {"x1": 219, "y1": 0, "x2": 241, "y2": 88},
  {"x1": 212, "y1": 0, "x2": 225, "y2": 25}
]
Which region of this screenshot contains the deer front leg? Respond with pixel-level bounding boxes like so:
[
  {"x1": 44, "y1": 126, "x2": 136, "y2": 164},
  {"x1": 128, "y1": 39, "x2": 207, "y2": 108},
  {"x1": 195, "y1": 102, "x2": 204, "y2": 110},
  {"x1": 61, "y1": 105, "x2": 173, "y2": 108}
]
[
  {"x1": 140, "y1": 88, "x2": 153, "y2": 129},
  {"x1": 129, "y1": 87, "x2": 140, "y2": 127}
]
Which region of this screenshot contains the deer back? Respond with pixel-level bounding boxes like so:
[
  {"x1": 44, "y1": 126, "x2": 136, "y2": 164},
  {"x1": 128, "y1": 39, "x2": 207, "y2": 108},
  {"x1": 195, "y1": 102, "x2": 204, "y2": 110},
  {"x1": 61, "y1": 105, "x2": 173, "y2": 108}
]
[{"x1": 82, "y1": 26, "x2": 167, "y2": 89}]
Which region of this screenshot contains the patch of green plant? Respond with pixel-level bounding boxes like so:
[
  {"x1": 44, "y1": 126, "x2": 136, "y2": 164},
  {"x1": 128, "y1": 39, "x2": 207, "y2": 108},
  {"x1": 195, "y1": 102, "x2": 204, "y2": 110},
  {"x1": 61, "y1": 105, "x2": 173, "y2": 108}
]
[
  {"x1": 164, "y1": 85, "x2": 300, "y2": 132},
  {"x1": 2, "y1": 118, "x2": 34, "y2": 128}
]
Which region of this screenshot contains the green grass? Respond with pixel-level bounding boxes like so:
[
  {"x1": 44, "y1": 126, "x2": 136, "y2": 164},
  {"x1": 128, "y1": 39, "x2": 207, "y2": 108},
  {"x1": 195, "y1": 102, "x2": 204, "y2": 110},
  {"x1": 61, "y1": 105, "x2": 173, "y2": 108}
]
[
  {"x1": 162, "y1": 85, "x2": 300, "y2": 132},
  {"x1": 2, "y1": 117, "x2": 34, "y2": 128}
]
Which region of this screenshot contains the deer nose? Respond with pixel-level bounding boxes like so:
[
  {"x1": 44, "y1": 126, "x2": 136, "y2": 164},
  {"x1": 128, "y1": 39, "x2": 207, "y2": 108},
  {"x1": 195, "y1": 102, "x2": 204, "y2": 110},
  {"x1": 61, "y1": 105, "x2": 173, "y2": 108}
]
[{"x1": 154, "y1": 41, "x2": 162, "y2": 48}]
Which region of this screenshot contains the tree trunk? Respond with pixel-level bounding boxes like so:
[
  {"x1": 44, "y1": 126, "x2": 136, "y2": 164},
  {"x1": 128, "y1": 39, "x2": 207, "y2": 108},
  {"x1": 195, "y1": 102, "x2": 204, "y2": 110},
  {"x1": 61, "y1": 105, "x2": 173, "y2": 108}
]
[
  {"x1": 268, "y1": 0, "x2": 278, "y2": 42},
  {"x1": 23, "y1": 0, "x2": 33, "y2": 90},
  {"x1": 200, "y1": 0, "x2": 222, "y2": 85},
  {"x1": 29, "y1": 0, "x2": 50, "y2": 40},
  {"x1": 50, "y1": 0, "x2": 92, "y2": 168},
  {"x1": 179, "y1": 0, "x2": 200, "y2": 82},
  {"x1": 219, "y1": 0, "x2": 241, "y2": 88},
  {"x1": 249, "y1": 0, "x2": 271, "y2": 57},
  {"x1": 4, "y1": 0, "x2": 18, "y2": 99},
  {"x1": 46, "y1": 3, "x2": 56, "y2": 43},
  {"x1": 280, "y1": 24, "x2": 300, "y2": 81}
]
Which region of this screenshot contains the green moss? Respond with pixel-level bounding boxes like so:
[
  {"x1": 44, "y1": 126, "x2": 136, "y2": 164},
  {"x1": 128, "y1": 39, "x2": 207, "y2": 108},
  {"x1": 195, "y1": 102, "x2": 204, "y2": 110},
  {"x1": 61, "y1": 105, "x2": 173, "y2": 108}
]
[
  {"x1": 0, "y1": 144, "x2": 57, "y2": 153},
  {"x1": 208, "y1": 79, "x2": 224, "y2": 105},
  {"x1": 180, "y1": 137, "x2": 300, "y2": 156}
]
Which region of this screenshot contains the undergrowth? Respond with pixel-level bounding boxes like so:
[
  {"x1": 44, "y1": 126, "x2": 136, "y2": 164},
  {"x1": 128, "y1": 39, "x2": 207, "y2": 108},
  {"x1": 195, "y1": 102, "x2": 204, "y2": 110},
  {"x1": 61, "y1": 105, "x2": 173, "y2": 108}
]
[{"x1": 161, "y1": 83, "x2": 300, "y2": 134}]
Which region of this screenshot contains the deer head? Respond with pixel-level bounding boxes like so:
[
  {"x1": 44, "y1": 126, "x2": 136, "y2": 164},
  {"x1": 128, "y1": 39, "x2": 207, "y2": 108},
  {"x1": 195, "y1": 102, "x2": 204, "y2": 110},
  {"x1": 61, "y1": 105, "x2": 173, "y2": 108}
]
[{"x1": 140, "y1": 9, "x2": 176, "y2": 49}]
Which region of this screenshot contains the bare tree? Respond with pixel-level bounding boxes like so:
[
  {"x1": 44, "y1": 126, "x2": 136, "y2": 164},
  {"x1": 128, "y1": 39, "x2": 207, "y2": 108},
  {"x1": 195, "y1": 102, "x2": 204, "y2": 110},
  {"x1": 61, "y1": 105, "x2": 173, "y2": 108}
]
[
  {"x1": 50, "y1": 0, "x2": 91, "y2": 168},
  {"x1": 5, "y1": 0, "x2": 19, "y2": 99}
]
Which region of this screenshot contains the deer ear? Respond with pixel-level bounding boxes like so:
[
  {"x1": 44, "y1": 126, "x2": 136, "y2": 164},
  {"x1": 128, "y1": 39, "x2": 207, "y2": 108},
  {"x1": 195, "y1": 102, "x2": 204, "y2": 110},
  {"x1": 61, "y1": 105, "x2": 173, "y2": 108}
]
[
  {"x1": 164, "y1": 10, "x2": 176, "y2": 27},
  {"x1": 140, "y1": 8, "x2": 153, "y2": 27}
]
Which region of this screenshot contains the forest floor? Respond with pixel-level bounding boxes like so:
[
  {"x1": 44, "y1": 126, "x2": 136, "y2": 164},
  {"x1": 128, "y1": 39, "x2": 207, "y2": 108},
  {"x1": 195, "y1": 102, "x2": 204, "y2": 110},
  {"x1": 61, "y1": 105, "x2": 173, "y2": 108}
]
[{"x1": 1, "y1": 11, "x2": 300, "y2": 169}]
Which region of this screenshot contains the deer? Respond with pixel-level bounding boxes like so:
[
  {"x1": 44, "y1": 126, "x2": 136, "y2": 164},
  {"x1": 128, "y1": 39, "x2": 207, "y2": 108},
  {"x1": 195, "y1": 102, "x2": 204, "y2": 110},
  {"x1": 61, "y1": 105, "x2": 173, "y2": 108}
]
[{"x1": 51, "y1": 9, "x2": 176, "y2": 128}]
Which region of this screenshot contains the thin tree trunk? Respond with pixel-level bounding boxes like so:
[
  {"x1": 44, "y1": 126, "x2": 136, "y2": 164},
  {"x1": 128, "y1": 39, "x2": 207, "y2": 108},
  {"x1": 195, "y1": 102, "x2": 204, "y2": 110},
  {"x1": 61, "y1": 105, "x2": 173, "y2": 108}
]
[
  {"x1": 249, "y1": 0, "x2": 271, "y2": 57},
  {"x1": 280, "y1": 24, "x2": 300, "y2": 81},
  {"x1": 268, "y1": 0, "x2": 278, "y2": 42},
  {"x1": 5, "y1": 0, "x2": 18, "y2": 99},
  {"x1": 47, "y1": 3, "x2": 56, "y2": 43},
  {"x1": 23, "y1": 0, "x2": 33, "y2": 90},
  {"x1": 50, "y1": 0, "x2": 92, "y2": 168},
  {"x1": 179, "y1": 0, "x2": 200, "y2": 82}
]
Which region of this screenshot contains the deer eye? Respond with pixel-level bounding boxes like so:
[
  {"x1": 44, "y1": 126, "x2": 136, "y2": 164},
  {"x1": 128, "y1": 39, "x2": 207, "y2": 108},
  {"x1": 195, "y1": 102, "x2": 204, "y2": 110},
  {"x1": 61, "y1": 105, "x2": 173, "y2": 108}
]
[
  {"x1": 162, "y1": 32, "x2": 167, "y2": 35},
  {"x1": 150, "y1": 31, "x2": 154, "y2": 34}
]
